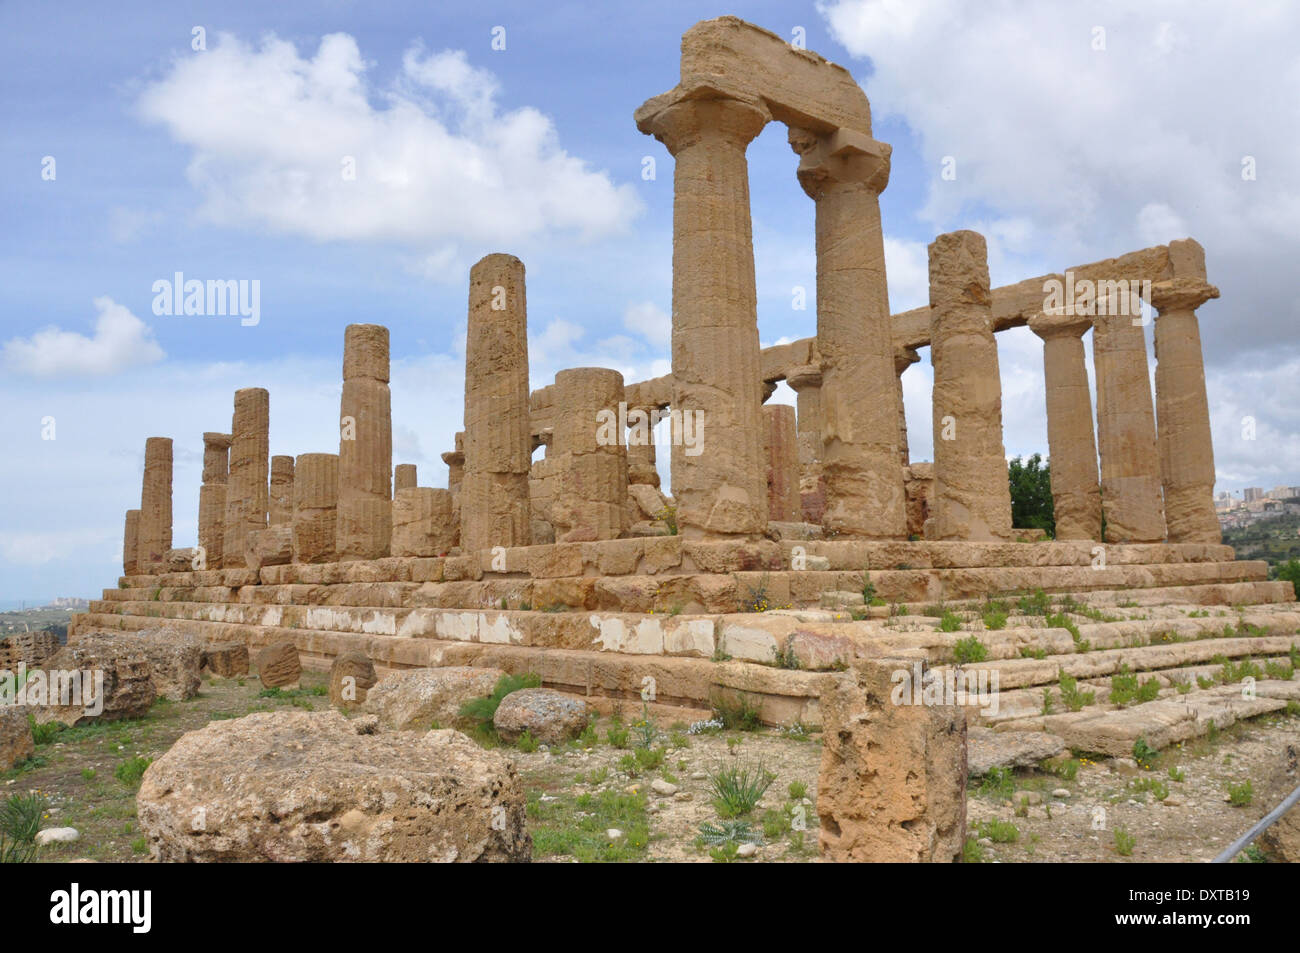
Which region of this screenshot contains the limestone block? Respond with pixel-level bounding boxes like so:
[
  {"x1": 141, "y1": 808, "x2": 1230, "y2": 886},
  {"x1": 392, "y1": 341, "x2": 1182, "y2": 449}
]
[
  {"x1": 391, "y1": 487, "x2": 455, "y2": 557},
  {"x1": 223, "y1": 388, "x2": 270, "y2": 568},
  {"x1": 245, "y1": 526, "x2": 293, "y2": 571},
  {"x1": 361, "y1": 666, "x2": 506, "y2": 731},
  {"x1": 394, "y1": 464, "x2": 418, "y2": 492},
  {"x1": 255, "y1": 640, "x2": 301, "y2": 689},
  {"x1": 493, "y1": 688, "x2": 591, "y2": 745},
  {"x1": 762, "y1": 403, "x2": 801, "y2": 523},
  {"x1": 329, "y1": 650, "x2": 377, "y2": 711},
  {"x1": 0, "y1": 708, "x2": 34, "y2": 771},
  {"x1": 294, "y1": 453, "x2": 338, "y2": 564},
  {"x1": 269, "y1": 455, "x2": 295, "y2": 526},
  {"x1": 202, "y1": 641, "x2": 249, "y2": 678},
  {"x1": 123, "y1": 509, "x2": 141, "y2": 575},
  {"x1": 37, "y1": 634, "x2": 156, "y2": 726}
]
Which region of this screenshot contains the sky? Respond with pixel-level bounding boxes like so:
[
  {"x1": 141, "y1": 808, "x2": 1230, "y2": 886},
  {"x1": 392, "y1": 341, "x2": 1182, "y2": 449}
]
[{"x1": 2, "y1": 0, "x2": 1298, "y2": 604}]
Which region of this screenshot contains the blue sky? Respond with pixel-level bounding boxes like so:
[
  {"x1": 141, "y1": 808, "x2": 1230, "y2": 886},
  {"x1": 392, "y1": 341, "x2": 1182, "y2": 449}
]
[{"x1": 3, "y1": 1, "x2": 1298, "y2": 603}]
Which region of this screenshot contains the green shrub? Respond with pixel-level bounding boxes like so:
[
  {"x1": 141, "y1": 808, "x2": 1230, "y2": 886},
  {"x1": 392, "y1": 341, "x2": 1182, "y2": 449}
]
[
  {"x1": 712, "y1": 691, "x2": 763, "y2": 732},
  {"x1": 1114, "y1": 826, "x2": 1136, "y2": 856},
  {"x1": 516, "y1": 730, "x2": 538, "y2": 753},
  {"x1": 939, "y1": 610, "x2": 963, "y2": 633},
  {"x1": 707, "y1": 761, "x2": 776, "y2": 818},
  {"x1": 115, "y1": 756, "x2": 153, "y2": 788},
  {"x1": 976, "y1": 819, "x2": 1019, "y2": 843},
  {"x1": 952, "y1": 635, "x2": 988, "y2": 664},
  {"x1": 1226, "y1": 780, "x2": 1254, "y2": 807},
  {"x1": 458, "y1": 672, "x2": 542, "y2": 736}
]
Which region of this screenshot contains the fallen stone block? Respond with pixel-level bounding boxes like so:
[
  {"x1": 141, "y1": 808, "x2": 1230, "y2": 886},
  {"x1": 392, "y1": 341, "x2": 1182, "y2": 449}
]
[
  {"x1": 255, "y1": 640, "x2": 301, "y2": 689},
  {"x1": 361, "y1": 666, "x2": 506, "y2": 731},
  {"x1": 493, "y1": 688, "x2": 590, "y2": 745},
  {"x1": 967, "y1": 727, "x2": 1069, "y2": 776}
]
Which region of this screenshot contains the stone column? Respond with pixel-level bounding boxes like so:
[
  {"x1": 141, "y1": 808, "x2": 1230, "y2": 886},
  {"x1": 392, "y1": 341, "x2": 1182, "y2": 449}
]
[
  {"x1": 925, "y1": 230, "x2": 1013, "y2": 541},
  {"x1": 293, "y1": 453, "x2": 338, "y2": 564},
  {"x1": 394, "y1": 464, "x2": 418, "y2": 493},
  {"x1": 222, "y1": 388, "x2": 269, "y2": 568},
  {"x1": 626, "y1": 406, "x2": 661, "y2": 488},
  {"x1": 791, "y1": 126, "x2": 907, "y2": 538},
  {"x1": 197, "y1": 432, "x2": 230, "y2": 569},
  {"x1": 337, "y1": 324, "x2": 392, "y2": 559},
  {"x1": 636, "y1": 92, "x2": 770, "y2": 537},
  {"x1": 461, "y1": 254, "x2": 532, "y2": 552},
  {"x1": 392, "y1": 487, "x2": 454, "y2": 557},
  {"x1": 442, "y1": 432, "x2": 464, "y2": 492},
  {"x1": 123, "y1": 509, "x2": 141, "y2": 576},
  {"x1": 762, "y1": 404, "x2": 801, "y2": 523},
  {"x1": 1151, "y1": 241, "x2": 1221, "y2": 543},
  {"x1": 785, "y1": 363, "x2": 825, "y2": 525},
  {"x1": 137, "y1": 436, "x2": 173, "y2": 570},
  {"x1": 1093, "y1": 300, "x2": 1166, "y2": 542},
  {"x1": 1028, "y1": 312, "x2": 1102, "y2": 540},
  {"x1": 894, "y1": 346, "x2": 920, "y2": 467},
  {"x1": 269, "y1": 455, "x2": 295, "y2": 527},
  {"x1": 550, "y1": 367, "x2": 628, "y2": 542}
]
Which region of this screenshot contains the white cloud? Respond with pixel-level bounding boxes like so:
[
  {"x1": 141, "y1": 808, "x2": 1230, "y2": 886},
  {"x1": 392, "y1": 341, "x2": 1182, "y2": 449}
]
[
  {"x1": 3, "y1": 297, "x2": 164, "y2": 377},
  {"x1": 622, "y1": 301, "x2": 671, "y2": 352},
  {"x1": 136, "y1": 34, "x2": 642, "y2": 277}
]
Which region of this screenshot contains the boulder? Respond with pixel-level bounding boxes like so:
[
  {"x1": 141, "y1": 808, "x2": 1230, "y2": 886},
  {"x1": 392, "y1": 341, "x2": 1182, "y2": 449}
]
[
  {"x1": 330, "y1": 651, "x2": 377, "y2": 711},
  {"x1": 1258, "y1": 743, "x2": 1300, "y2": 863},
  {"x1": 361, "y1": 666, "x2": 505, "y2": 731},
  {"x1": 136, "y1": 710, "x2": 531, "y2": 862},
  {"x1": 493, "y1": 688, "x2": 590, "y2": 745},
  {"x1": 35, "y1": 633, "x2": 155, "y2": 726},
  {"x1": 127, "y1": 628, "x2": 202, "y2": 700},
  {"x1": 783, "y1": 630, "x2": 855, "y2": 671},
  {"x1": 0, "y1": 707, "x2": 34, "y2": 770},
  {"x1": 628, "y1": 484, "x2": 669, "y2": 521},
  {"x1": 967, "y1": 727, "x2": 1070, "y2": 776},
  {"x1": 255, "y1": 640, "x2": 301, "y2": 689},
  {"x1": 202, "y1": 641, "x2": 249, "y2": 678}
]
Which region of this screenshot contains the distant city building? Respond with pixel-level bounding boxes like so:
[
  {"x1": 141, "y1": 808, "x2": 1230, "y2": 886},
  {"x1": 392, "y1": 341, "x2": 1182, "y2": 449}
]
[{"x1": 1243, "y1": 487, "x2": 1265, "y2": 502}]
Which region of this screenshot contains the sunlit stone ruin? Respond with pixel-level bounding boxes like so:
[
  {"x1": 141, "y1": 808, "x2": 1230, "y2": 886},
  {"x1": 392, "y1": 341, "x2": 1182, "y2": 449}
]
[{"x1": 71, "y1": 17, "x2": 1300, "y2": 862}]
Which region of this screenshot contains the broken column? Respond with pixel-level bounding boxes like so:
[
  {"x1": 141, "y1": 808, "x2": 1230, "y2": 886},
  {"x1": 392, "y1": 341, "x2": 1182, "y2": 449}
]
[
  {"x1": 1151, "y1": 239, "x2": 1221, "y2": 544},
  {"x1": 269, "y1": 455, "x2": 295, "y2": 527},
  {"x1": 626, "y1": 405, "x2": 661, "y2": 488},
  {"x1": 293, "y1": 453, "x2": 338, "y2": 563},
  {"x1": 198, "y1": 432, "x2": 231, "y2": 569},
  {"x1": 122, "y1": 509, "x2": 141, "y2": 576},
  {"x1": 790, "y1": 126, "x2": 907, "y2": 538},
  {"x1": 762, "y1": 404, "x2": 802, "y2": 523},
  {"x1": 441, "y1": 432, "x2": 465, "y2": 550},
  {"x1": 1028, "y1": 312, "x2": 1102, "y2": 540},
  {"x1": 336, "y1": 324, "x2": 393, "y2": 560},
  {"x1": 636, "y1": 90, "x2": 770, "y2": 536},
  {"x1": 1093, "y1": 300, "x2": 1166, "y2": 542},
  {"x1": 391, "y1": 487, "x2": 455, "y2": 557},
  {"x1": 925, "y1": 230, "x2": 1013, "y2": 541},
  {"x1": 785, "y1": 363, "x2": 825, "y2": 525},
  {"x1": 222, "y1": 387, "x2": 269, "y2": 568},
  {"x1": 894, "y1": 346, "x2": 920, "y2": 466},
  {"x1": 461, "y1": 254, "x2": 532, "y2": 552},
  {"x1": 550, "y1": 367, "x2": 628, "y2": 542},
  {"x1": 818, "y1": 656, "x2": 966, "y2": 862},
  {"x1": 137, "y1": 437, "x2": 173, "y2": 570},
  {"x1": 394, "y1": 464, "x2": 418, "y2": 493}
]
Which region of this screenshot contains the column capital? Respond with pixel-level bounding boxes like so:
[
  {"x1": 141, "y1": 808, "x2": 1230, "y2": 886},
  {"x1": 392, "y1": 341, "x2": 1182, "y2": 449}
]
[
  {"x1": 635, "y1": 87, "x2": 770, "y2": 157},
  {"x1": 894, "y1": 345, "x2": 921, "y2": 375},
  {"x1": 790, "y1": 126, "x2": 891, "y2": 199},
  {"x1": 1028, "y1": 310, "x2": 1093, "y2": 341},
  {"x1": 785, "y1": 362, "x2": 823, "y2": 391},
  {"x1": 1149, "y1": 277, "x2": 1220, "y2": 314},
  {"x1": 202, "y1": 431, "x2": 232, "y2": 450}
]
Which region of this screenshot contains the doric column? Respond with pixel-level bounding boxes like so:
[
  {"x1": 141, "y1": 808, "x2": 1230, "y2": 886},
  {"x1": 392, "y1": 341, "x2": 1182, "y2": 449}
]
[
  {"x1": 925, "y1": 230, "x2": 1013, "y2": 541},
  {"x1": 790, "y1": 126, "x2": 906, "y2": 538},
  {"x1": 625, "y1": 406, "x2": 660, "y2": 487},
  {"x1": 461, "y1": 254, "x2": 532, "y2": 552},
  {"x1": 123, "y1": 509, "x2": 141, "y2": 576},
  {"x1": 1028, "y1": 312, "x2": 1102, "y2": 540},
  {"x1": 894, "y1": 346, "x2": 920, "y2": 466},
  {"x1": 198, "y1": 432, "x2": 231, "y2": 569},
  {"x1": 785, "y1": 363, "x2": 825, "y2": 525},
  {"x1": 636, "y1": 91, "x2": 770, "y2": 537},
  {"x1": 293, "y1": 453, "x2": 338, "y2": 564},
  {"x1": 337, "y1": 324, "x2": 392, "y2": 559},
  {"x1": 1093, "y1": 301, "x2": 1166, "y2": 542},
  {"x1": 1151, "y1": 240, "x2": 1221, "y2": 543},
  {"x1": 762, "y1": 404, "x2": 802, "y2": 522},
  {"x1": 222, "y1": 388, "x2": 269, "y2": 568},
  {"x1": 392, "y1": 487, "x2": 454, "y2": 557},
  {"x1": 269, "y1": 455, "x2": 295, "y2": 527},
  {"x1": 441, "y1": 432, "x2": 464, "y2": 492},
  {"x1": 550, "y1": 367, "x2": 628, "y2": 542},
  {"x1": 394, "y1": 464, "x2": 418, "y2": 493},
  {"x1": 137, "y1": 436, "x2": 173, "y2": 570}
]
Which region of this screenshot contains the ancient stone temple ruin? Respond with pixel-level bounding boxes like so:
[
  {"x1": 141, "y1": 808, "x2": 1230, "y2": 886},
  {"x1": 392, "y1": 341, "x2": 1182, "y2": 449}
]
[{"x1": 72, "y1": 17, "x2": 1298, "y2": 861}]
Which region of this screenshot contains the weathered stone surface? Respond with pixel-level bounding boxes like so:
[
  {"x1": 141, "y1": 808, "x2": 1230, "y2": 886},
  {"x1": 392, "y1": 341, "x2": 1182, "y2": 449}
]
[
  {"x1": 294, "y1": 453, "x2": 338, "y2": 563},
  {"x1": 222, "y1": 388, "x2": 270, "y2": 568},
  {"x1": 493, "y1": 688, "x2": 590, "y2": 745},
  {"x1": 201, "y1": 641, "x2": 248, "y2": 678},
  {"x1": 625, "y1": 405, "x2": 661, "y2": 487},
  {"x1": 628, "y1": 483, "x2": 670, "y2": 522},
  {"x1": 244, "y1": 526, "x2": 293, "y2": 571},
  {"x1": 551, "y1": 368, "x2": 628, "y2": 543},
  {"x1": 0, "y1": 707, "x2": 34, "y2": 771},
  {"x1": 38, "y1": 633, "x2": 156, "y2": 726},
  {"x1": 362, "y1": 666, "x2": 506, "y2": 731},
  {"x1": 818, "y1": 656, "x2": 966, "y2": 862},
  {"x1": 126, "y1": 628, "x2": 202, "y2": 701},
  {"x1": 330, "y1": 650, "x2": 377, "y2": 711},
  {"x1": 637, "y1": 93, "x2": 769, "y2": 536},
  {"x1": 783, "y1": 629, "x2": 854, "y2": 670},
  {"x1": 0, "y1": 630, "x2": 60, "y2": 670},
  {"x1": 137, "y1": 710, "x2": 531, "y2": 862},
  {"x1": 255, "y1": 640, "x2": 301, "y2": 689},
  {"x1": 462, "y1": 254, "x2": 532, "y2": 552},
  {"x1": 926, "y1": 231, "x2": 1012, "y2": 542},
  {"x1": 894, "y1": 346, "x2": 920, "y2": 465},
  {"x1": 165, "y1": 548, "x2": 197, "y2": 572},
  {"x1": 337, "y1": 324, "x2": 393, "y2": 560},
  {"x1": 394, "y1": 463, "x2": 418, "y2": 492},
  {"x1": 792, "y1": 125, "x2": 906, "y2": 538},
  {"x1": 392, "y1": 487, "x2": 455, "y2": 557},
  {"x1": 123, "y1": 508, "x2": 141, "y2": 575},
  {"x1": 269, "y1": 455, "x2": 295, "y2": 527},
  {"x1": 967, "y1": 727, "x2": 1069, "y2": 776},
  {"x1": 762, "y1": 404, "x2": 802, "y2": 523},
  {"x1": 1257, "y1": 743, "x2": 1299, "y2": 862},
  {"x1": 904, "y1": 463, "x2": 933, "y2": 539},
  {"x1": 137, "y1": 437, "x2": 173, "y2": 570}
]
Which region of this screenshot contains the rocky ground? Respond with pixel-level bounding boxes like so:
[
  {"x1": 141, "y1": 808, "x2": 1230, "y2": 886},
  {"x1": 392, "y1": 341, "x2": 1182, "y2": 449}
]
[{"x1": 3, "y1": 670, "x2": 1296, "y2": 863}]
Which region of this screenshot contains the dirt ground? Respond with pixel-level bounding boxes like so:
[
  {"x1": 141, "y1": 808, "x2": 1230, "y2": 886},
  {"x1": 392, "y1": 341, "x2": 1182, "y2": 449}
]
[{"x1": 4, "y1": 673, "x2": 1296, "y2": 863}]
